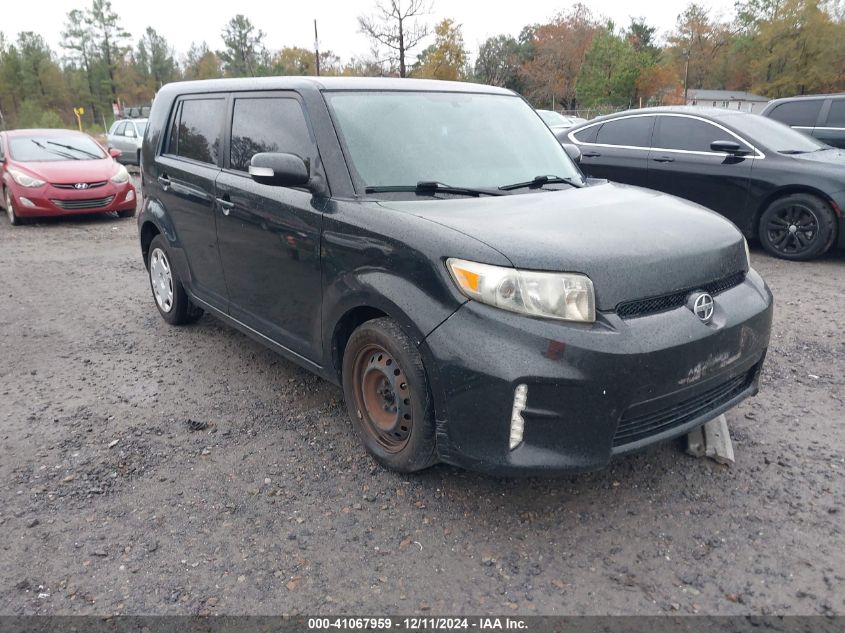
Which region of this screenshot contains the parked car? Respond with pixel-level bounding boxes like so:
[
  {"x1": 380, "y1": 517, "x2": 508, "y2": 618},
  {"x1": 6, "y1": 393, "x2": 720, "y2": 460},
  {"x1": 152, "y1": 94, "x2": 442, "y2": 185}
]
[
  {"x1": 761, "y1": 94, "x2": 845, "y2": 149},
  {"x1": 567, "y1": 106, "x2": 845, "y2": 260},
  {"x1": 107, "y1": 118, "x2": 147, "y2": 165},
  {"x1": 138, "y1": 77, "x2": 772, "y2": 475},
  {"x1": 536, "y1": 109, "x2": 587, "y2": 142},
  {"x1": 0, "y1": 128, "x2": 136, "y2": 225}
]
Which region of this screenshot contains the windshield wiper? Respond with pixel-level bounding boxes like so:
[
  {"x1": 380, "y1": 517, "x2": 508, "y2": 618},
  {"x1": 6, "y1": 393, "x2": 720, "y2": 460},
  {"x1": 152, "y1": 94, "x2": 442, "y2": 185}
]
[
  {"x1": 46, "y1": 140, "x2": 101, "y2": 159},
  {"x1": 364, "y1": 181, "x2": 505, "y2": 197},
  {"x1": 31, "y1": 139, "x2": 79, "y2": 160},
  {"x1": 499, "y1": 175, "x2": 584, "y2": 190}
]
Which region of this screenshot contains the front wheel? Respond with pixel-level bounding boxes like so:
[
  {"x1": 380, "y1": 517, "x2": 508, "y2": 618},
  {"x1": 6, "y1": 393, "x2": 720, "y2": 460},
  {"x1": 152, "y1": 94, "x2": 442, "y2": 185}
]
[
  {"x1": 758, "y1": 194, "x2": 836, "y2": 261},
  {"x1": 147, "y1": 234, "x2": 203, "y2": 325},
  {"x1": 342, "y1": 317, "x2": 437, "y2": 472},
  {"x1": 4, "y1": 189, "x2": 21, "y2": 226}
]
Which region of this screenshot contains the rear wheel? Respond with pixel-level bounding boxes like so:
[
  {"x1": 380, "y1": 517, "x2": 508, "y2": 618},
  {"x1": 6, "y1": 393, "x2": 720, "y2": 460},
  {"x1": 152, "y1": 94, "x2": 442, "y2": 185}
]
[
  {"x1": 4, "y1": 188, "x2": 21, "y2": 226},
  {"x1": 147, "y1": 234, "x2": 203, "y2": 325},
  {"x1": 342, "y1": 317, "x2": 437, "y2": 472},
  {"x1": 758, "y1": 193, "x2": 836, "y2": 261}
]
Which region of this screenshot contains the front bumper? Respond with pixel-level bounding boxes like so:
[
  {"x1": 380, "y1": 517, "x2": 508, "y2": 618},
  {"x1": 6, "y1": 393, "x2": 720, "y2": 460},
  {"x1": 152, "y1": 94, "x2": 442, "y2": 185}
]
[
  {"x1": 423, "y1": 269, "x2": 773, "y2": 476},
  {"x1": 9, "y1": 182, "x2": 136, "y2": 217}
]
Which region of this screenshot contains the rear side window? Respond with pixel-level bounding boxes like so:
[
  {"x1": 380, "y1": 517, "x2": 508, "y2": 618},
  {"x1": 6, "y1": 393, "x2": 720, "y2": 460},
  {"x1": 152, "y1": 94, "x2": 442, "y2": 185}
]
[
  {"x1": 572, "y1": 125, "x2": 600, "y2": 144},
  {"x1": 825, "y1": 100, "x2": 845, "y2": 128},
  {"x1": 168, "y1": 98, "x2": 225, "y2": 164},
  {"x1": 768, "y1": 100, "x2": 822, "y2": 127},
  {"x1": 229, "y1": 97, "x2": 314, "y2": 172},
  {"x1": 114, "y1": 122, "x2": 126, "y2": 136},
  {"x1": 653, "y1": 116, "x2": 746, "y2": 153},
  {"x1": 595, "y1": 116, "x2": 653, "y2": 147}
]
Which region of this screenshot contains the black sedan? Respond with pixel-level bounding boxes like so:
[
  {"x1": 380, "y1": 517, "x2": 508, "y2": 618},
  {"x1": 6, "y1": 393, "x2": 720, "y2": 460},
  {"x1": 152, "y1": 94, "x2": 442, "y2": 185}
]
[{"x1": 566, "y1": 106, "x2": 845, "y2": 260}]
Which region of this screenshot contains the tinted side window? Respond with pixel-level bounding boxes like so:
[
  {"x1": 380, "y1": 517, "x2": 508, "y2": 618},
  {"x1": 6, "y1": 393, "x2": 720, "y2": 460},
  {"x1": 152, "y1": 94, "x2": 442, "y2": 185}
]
[
  {"x1": 229, "y1": 97, "x2": 314, "y2": 172},
  {"x1": 825, "y1": 100, "x2": 845, "y2": 128},
  {"x1": 653, "y1": 116, "x2": 744, "y2": 152},
  {"x1": 768, "y1": 100, "x2": 822, "y2": 127},
  {"x1": 595, "y1": 116, "x2": 653, "y2": 147},
  {"x1": 114, "y1": 122, "x2": 126, "y2": 136},
  {"x1": 174, "y1": 98, "x2": 224, "y2": 164},
  {"x1": 573, "y1": 124, "x2": 600, "y2": 144}
]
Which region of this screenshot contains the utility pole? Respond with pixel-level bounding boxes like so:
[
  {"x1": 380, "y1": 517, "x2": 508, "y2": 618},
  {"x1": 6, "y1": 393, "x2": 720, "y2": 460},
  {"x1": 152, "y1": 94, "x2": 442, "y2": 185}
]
[
  {"x1": 314, "y1": 20, "x2": 321, "y2": 76},
  {"x1": 683, "y1": 49, "x2": 690, "y2": 104}
]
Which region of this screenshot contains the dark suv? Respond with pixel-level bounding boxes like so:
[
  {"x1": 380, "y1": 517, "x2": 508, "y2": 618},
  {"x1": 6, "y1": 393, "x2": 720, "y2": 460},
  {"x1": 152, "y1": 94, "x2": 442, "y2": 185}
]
[
  {"x1": 138, "y1": 77, "x2": 772, "y2": 475},
  {"x1": 761, "y1": 94, "x2": 845, "y2": 149}
]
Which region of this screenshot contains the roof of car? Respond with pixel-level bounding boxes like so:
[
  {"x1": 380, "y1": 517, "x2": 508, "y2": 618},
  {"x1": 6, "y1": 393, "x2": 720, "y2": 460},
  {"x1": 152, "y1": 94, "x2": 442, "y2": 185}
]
[
  {"x1": 763, "y1": 93, "x2": 845, "y2": 108},
  {"x1": 574, "y1": 106, "x2": 757, "y2": 127},
  {"x1": 157, "y1": 76, "x2": 515, "y2": 97}
]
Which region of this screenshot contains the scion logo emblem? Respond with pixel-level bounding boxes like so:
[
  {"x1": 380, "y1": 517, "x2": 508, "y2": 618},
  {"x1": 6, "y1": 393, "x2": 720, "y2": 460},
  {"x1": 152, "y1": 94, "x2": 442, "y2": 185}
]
[
  {"x1": 74, "y1": 182, "x2": 90, "y2": 190},
  {"x1": 692, "y1": 292, "x2": 715, "y2": 323}
]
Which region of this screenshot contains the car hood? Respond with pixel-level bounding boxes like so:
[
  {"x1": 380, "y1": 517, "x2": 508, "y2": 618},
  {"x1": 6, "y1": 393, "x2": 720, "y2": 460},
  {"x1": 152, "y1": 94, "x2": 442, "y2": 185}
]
[
  {"x1": 787, "y1": 147, "x2": 845, "y2": 165},
  {"x1": 376, "y1": 181, "x2": 748, "y2": 311},
  {"x1": 12, "y1": 159, "x2": 119, "y2": 184}
]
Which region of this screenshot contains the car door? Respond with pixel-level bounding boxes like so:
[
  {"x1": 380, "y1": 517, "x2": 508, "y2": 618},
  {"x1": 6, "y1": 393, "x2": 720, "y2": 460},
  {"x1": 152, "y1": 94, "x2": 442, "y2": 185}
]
[
  {"x1": 766, "y1": 99, "x2": 824, "y2": 141},
  {"x1": 123, "y1": 122, "x2": 139, "y2": 157},
  {"x1": 152, "y1": 95, "x2": 229, "y2": 307},
  {"x1": 572, "y1": 115, "x2": 653, "y2": 185},
  {"x1": 214, "y1": 92, "x2": 325, "y2": 360},
  {"x1": 814, "y1": 99, "x2": 845, "y2": 149},
  {"x1": 647, "y1": 114, "x2": 754, "y2": 227},
  {"x1": 109, "y1": 121, "x2": 126, "y2": 155}
]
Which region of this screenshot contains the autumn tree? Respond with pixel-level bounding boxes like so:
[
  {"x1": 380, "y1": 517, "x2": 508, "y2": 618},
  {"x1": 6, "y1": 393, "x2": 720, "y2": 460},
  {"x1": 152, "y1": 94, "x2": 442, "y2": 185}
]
[
  {"x1": 358, "y1": 0, "x2": 430, "y2": 78},
  {"x1": 184, "y1": 42, "x2": 223, "y2": 80},
  {"x1": 271, "y1": 47, "x2": 341, "y2": 76},
  {"x1": 218, "y1": 14, "x2": 269, "y2": 77},
  {"x1": 666, "y1": 4, "x2": 734, "y2": 97},
  {"x1": 412, "y1": 19, "x2": 466, "y2": 80}
]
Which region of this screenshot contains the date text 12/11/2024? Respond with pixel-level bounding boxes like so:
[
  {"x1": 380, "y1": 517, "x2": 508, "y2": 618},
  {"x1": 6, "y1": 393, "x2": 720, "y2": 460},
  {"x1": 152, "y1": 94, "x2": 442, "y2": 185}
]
[{"x1": 307, "y1": 618, "x2": 528, "y2": 630}]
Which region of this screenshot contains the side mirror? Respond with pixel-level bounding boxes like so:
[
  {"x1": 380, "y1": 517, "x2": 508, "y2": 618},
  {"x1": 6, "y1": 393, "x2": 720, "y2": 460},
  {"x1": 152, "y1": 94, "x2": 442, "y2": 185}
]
[
  {"x1": 108, "y1": 148, "x2": 122, "y2": 158},
  {"x1": 249, "y1": 152, "x2": 310, "y2": 187},
  {"x1": 710, "y1": 140, "x2": 749, "y2": 155},
  {"x1": 561, "y1": 143, "x2": 582, "y2": 163}
]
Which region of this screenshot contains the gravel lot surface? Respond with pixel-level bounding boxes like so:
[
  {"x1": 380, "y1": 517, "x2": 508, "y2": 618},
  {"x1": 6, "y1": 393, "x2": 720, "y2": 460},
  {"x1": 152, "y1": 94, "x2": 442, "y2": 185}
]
[{"x1": 1, "y1": 178, "x2": 843, "y2": 616}]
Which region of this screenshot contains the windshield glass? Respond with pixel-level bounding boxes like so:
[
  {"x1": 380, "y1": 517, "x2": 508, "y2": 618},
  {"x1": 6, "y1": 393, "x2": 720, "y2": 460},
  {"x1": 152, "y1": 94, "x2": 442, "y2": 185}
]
[
  {"x1": 537, "y1": 110, "x2": 568, "y2": 126},
  {"x1": 134, "y1": 121, "x2": 147, "y2": 136},
  {"x1": 9, "y1": 134, "x2": 107, "y2": 161},
  {"x1": 720, "y1": 113, "x2": 828, "y2": 153},
  {"x1": 325, "y1": 91, "x2": 581, "y2": 191}
]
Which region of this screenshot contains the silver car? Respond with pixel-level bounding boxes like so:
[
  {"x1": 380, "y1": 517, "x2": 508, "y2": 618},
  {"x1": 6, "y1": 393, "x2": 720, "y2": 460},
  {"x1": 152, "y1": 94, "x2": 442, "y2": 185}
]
[{"x1": 106, "y1": 119, "x2": 147, "y2": 165}]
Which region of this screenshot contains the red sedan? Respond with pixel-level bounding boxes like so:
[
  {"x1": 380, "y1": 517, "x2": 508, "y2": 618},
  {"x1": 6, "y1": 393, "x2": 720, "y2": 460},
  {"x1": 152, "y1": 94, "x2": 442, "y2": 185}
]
[{"x1": 0, "y1": 128, "x2": 136, "y2": 225}]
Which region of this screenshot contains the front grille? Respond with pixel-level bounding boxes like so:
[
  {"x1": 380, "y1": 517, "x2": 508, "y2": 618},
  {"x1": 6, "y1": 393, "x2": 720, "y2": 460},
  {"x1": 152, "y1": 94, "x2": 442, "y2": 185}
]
[
  {"x1": 51, "y1": 195, "x2": 114, "y2": 210},
  {"x1": 612, "y1": 370, "x2": 751, "y2": 448},
  {"x1": 616, "y1": 272, "x2": 746, "y2": 319},
  {"x1": 52, "y1": 181, "x2": 107, "y2": 190}
]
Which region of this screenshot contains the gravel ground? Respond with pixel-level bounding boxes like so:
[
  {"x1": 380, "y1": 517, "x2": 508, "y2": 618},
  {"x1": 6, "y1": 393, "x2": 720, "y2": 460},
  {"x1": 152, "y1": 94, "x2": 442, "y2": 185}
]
[{"x1": 0, "y1": 178, "x2": 843, "y2": 616}]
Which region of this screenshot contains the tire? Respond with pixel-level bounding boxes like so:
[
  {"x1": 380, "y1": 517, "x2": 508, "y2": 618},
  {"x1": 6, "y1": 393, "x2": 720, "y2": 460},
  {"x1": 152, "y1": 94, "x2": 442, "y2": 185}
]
[
  {"x1": 758, "y1": 193, "x2": 836, "y2": 261},
  {"x1": 342, "y1": 317, "x2": 437, "y2": 472},
  {"x1": 118, "y1": 208, "x2": 135, "y2": 218},
  {"x1": 147, "y1": 234, "x2": 203, "y2": 325},
  {"x1": 4, "y1": 188, "x2": 22, "y2": 226}
]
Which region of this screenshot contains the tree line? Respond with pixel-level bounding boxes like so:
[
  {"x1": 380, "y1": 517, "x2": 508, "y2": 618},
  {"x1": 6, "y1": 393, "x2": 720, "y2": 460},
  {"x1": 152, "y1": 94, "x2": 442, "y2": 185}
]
[{"x1": 1, "y1": 0, "x2": 844, "y2": 130}]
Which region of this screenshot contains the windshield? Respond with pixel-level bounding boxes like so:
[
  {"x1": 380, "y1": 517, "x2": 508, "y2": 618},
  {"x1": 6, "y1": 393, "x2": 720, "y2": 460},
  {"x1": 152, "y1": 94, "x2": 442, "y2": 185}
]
[
  {"x1": 134, "y1": 122, "x2": 147, "y2": 136},
  {"x1": 9, "y1": 134, "x2": 107, "y2": 162},
  {"x1": 720, "y1": 113, "x2": 828, "y2": 153},
  {"x1": 537, "y1": 110, "x2": 568, "y2": 126},
  {"x1": 325, "y1": 91, "x2": 581, "y2": 191}
]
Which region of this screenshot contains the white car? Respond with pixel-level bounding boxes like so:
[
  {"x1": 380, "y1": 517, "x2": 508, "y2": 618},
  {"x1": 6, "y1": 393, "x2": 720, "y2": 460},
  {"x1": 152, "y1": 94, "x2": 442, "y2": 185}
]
[{"x1": 106, "y1": 119, "x2": 147, "y2": 165}]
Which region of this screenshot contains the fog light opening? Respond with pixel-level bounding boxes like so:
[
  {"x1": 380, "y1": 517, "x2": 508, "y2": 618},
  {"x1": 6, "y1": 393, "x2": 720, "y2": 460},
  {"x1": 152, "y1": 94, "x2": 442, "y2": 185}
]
[
  {"x1": 125, "y1": 189, "x2": 136, "y2": 202},
  {"x1": 509, "y1": 383, "x2": 528, "y2": 450},
  {"x1": 19, "y1": 197, "x2": 36, "y2": 208}
]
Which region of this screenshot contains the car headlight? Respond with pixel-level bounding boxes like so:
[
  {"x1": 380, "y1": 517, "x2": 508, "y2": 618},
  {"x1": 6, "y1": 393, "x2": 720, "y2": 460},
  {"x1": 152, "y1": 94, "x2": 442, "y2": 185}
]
[
  {"x1": 8, "y1": 168, "x2": 45, "y2": 188},
  {"x1": 447, "y1": 258, "x2": 595, "y2": 323},
  {"x1": 110, "y1": 165, "x2": 130, "y2": 184}
]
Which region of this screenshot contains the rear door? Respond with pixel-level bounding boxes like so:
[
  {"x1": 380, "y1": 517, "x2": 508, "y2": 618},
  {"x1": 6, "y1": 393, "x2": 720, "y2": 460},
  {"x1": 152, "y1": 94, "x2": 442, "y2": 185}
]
[
  {"x1": 647, "y1": 114, "x2": 755, "y2": 227},
  {"x1": 814, "y1": 99, "x2": 845, "y2": 149},
  {"x1": 153, "y1": 95, "x2": 229, "y2": 307},
  {"x1": 572, "y1": 115, "x2": 654, "y2": 185},
  {"x1": 214, "y1": 92, "x2": 325, "y2": 360}
]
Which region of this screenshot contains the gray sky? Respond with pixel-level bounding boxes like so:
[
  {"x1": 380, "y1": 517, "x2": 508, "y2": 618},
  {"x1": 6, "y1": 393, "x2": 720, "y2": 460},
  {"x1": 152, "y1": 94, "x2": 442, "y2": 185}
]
[{"x1": 3, "y1": 0, "x2": 738, "y2": 63}]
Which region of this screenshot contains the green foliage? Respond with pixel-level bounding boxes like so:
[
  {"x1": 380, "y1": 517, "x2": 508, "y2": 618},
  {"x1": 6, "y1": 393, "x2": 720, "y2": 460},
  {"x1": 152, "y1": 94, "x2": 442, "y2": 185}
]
[
  {"x1": 474, "y1": 35, "x2": 525, "y2": 90},
  {"x1": 576, "y1": 26, "x2": 644, "y2": 108},
  {"x1": 218, "y1": 14, "x2": 268, "y2": 77},
  {"x1": 16, "y1": 100, "x2": 67, "y2": 128}
]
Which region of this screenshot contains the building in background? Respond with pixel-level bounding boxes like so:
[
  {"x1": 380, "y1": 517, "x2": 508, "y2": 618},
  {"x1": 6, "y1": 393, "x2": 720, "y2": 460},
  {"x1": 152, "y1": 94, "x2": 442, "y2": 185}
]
[{"x1": 686, "y1": 89, "x2": 770, "y2": 113}]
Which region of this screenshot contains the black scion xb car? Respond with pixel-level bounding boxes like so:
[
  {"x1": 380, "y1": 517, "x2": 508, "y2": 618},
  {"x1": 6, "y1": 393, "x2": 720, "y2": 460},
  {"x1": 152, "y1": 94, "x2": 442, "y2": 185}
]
[{"x1": 139, "y1": 77, "x2": 772, "y2": 476}]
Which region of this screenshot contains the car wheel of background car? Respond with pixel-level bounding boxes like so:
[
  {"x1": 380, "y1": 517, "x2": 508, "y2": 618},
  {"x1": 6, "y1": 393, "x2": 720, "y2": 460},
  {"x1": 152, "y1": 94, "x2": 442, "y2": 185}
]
[
  {"x1": 4, "y1": 189, "x2": 21, "y2": 226},
  {"x1": 342, "y1": 317, "x2": 437, "y2": 473},
  {"x1": 758, "y1": 193, "x2": 836, "y2": 261},
  {"x1": 147, "y1": 235, "x2": 203, "y2": 325}
]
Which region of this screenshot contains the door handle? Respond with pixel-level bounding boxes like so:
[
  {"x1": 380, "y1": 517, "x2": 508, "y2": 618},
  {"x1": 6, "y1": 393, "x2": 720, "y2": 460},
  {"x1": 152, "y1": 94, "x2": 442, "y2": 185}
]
[
  {"x1": 582, "y1": 151, "x2": 602, "y2": 158},
  {"x1": 216, "y1": 197, "x2": 235, "y2": 215},
  {"x1": 157, "y1": 174, "x2": 171, "y2": 189},
  {"x1": 652, "y1": 156, "x2": 675, "y2": 163}
]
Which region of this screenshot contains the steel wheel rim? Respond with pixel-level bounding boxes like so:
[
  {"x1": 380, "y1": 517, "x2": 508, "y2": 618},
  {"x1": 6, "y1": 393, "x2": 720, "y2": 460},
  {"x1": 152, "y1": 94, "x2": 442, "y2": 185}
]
[
  {"x1": 765, "y1": 204, "x2": 820, "y2": 255},
  {"x1": 351, "y1": 344, "x2": 413, "y2": 453},
  {"x1": 149, "y1": 247, "x2": 174, "y2": 312}
]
